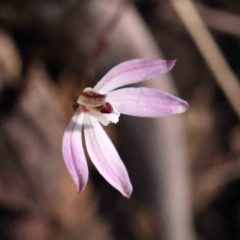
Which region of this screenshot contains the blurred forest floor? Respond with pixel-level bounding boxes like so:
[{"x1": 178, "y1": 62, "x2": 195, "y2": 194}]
[{"x1": 0, "y1": 0, "x2": 240, "y2": 240}]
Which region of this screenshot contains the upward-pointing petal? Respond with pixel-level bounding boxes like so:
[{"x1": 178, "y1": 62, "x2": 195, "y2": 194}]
[
  {"x1": 84, "y1": 116, "x2": 132, "y2": 198},
  {"x1": 62, "y1": 111, "x2": 88, "y2": 193},
  {"x1": 94, "y1": 59, "x2": 176, "y2": 94}
]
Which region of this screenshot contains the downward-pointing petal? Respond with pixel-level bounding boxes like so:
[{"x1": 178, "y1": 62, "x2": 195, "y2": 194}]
[
  {"x1": 108, "y1": 87, "x2": 188, "y2": 117},
  {"x1": 62, "y1": 111, "x2": 88, "y2": 193},
  {"x1": 84, "y1": 116, "x2": 132, "y2": 197},
  {"x1": 94, "y1": 59, "x2": 176, "y2": 94}
]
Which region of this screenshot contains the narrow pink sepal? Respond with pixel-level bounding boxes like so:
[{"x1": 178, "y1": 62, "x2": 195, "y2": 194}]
[
  {"x1": 84, "y1": 116, "x2": 132, "y2": 198},
  {"x1": 94, "y1": 59, "x2": 176, "y2": 94},
  {"x1": 62, "y1": 112, "x2": 89, "y2": 193},
  {"x1": 108, "y1": 87, "x2": 189, "y2": 117}
]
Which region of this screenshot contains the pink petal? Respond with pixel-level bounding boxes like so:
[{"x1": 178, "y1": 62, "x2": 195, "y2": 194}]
[
  {"x1": 84, "y1": 116, "x2": 132, "y2": 198},
  {"x1": 108, "y1": 87, "x2": 189, "y2": 117},
  {"x1": 94, "y1": 59, "x2": 176, "y2": 94},
  {"x1": 62, "y1": 111, "x2": 89, "y2": 193}
]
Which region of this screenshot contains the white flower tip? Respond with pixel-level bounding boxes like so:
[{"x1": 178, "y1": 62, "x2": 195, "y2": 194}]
[{"x1": 108, "y1": 113, "x2": 120, "y2": 124}]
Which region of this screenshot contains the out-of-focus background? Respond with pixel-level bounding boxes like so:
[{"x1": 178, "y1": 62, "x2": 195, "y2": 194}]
[{"x1": 0, "y1": 0, "x2": 240, "y2": 240}]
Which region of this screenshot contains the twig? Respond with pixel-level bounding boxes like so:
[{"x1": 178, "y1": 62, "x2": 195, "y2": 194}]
[
  {"x1": 193, "y1": 159, "x2": 240, "y2": 215},
  {"x1": 170, "y1": 0, "x2": 240, "y2": 120},
  {"x1": 197, "y1": 3, "x2": 240, "y2": 38}
]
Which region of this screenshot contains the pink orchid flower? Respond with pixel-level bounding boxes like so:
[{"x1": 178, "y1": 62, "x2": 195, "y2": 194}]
[{"x1": 62, "y1": 59, "x2": 188, "y2": 198}]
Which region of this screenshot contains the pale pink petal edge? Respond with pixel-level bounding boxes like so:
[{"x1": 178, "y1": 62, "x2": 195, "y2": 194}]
[
  {"x1": 84, "y1": 116, "x2": 132, "y2": 198},
  {"x1": 62, "y1": 112, "x2": 89, "y2": 193},
  {"x1": 94, "y1": 58, "x2": 176, "y2": 94},
  {"x1": 108, "y1": 87, "x2": 189, "y2": 117}
]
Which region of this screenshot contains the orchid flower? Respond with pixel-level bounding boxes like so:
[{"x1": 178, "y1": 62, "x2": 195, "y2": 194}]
[{"x1": 62, "y1": 59, "x2": 188, "y2": 198}]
